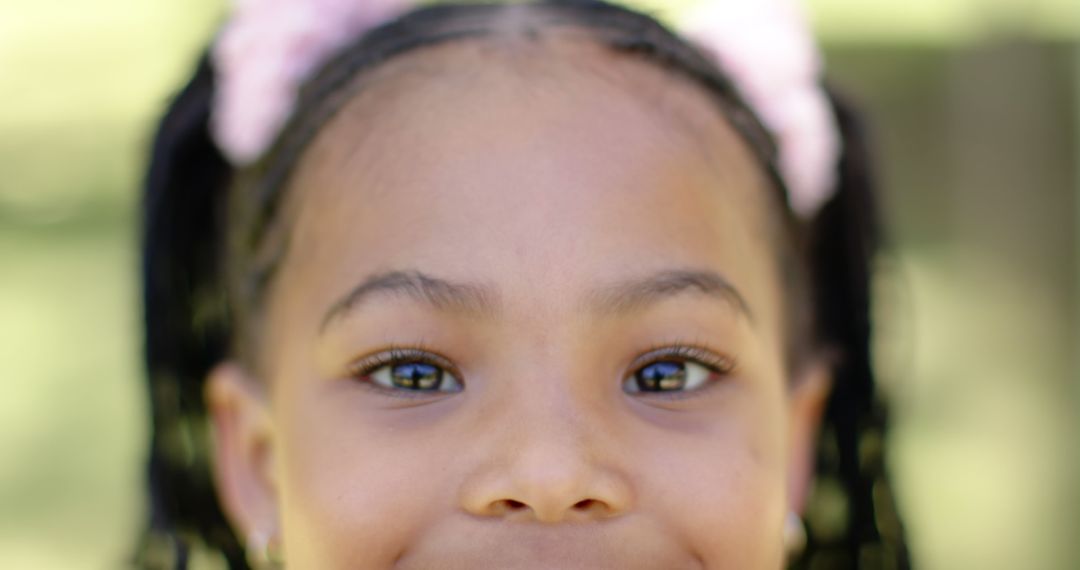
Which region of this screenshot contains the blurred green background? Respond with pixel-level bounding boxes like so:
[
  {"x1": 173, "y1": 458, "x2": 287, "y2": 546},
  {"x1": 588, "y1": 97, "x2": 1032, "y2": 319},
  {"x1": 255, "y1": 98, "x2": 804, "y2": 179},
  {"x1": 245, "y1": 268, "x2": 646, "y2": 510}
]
[{"x1": 1, "y1": 0, "x2": 1077, "y2": 568}]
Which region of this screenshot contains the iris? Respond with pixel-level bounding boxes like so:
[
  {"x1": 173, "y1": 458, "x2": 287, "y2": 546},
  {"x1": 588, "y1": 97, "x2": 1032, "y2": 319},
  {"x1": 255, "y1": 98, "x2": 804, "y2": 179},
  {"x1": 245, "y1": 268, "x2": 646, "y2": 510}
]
[
  {"x1": 388, "y1": 362, "x2": 443, "y2": 390},
  {"x1": 635, "y1": 361, "x2": 688, "y2": 392}
]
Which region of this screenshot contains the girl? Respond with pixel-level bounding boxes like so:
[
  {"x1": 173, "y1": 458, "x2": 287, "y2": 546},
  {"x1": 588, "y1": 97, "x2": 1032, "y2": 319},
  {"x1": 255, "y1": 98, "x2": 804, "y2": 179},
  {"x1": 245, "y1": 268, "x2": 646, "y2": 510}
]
[{"x1": 139, "y1": 0, "x2": 909, "y2": 568}]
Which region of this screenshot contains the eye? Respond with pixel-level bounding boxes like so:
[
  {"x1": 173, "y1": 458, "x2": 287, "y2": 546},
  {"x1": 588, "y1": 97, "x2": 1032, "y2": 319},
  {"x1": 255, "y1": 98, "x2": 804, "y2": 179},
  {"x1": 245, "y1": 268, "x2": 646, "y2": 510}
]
[
  {"x1": 623, "y1": 346, "x2": 733, "y2": 395},
  {"x1": 351, "y1": 348, "x2": 463, "y2": 394}
]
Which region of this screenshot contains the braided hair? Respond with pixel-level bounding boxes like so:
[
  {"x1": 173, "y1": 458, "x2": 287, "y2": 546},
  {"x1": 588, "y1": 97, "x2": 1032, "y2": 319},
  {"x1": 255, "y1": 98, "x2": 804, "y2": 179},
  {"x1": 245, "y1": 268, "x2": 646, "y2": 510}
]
[{"x1": 138, "y1": 1, "x2": 909, "y2": 567}]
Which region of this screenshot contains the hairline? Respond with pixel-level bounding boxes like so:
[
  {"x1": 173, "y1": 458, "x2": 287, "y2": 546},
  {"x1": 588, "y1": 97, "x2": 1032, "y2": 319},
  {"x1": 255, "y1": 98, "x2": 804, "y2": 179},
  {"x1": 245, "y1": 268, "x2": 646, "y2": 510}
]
[{"x1": 224, "y1": 1, "x2": 808, "y2": 371}]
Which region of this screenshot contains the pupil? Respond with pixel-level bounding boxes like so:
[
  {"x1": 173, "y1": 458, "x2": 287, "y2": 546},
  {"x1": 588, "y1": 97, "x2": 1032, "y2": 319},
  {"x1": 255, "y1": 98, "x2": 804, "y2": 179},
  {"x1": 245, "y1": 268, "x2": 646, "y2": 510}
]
[
  {"x1": 636, "y1": 361, "x2": 687, "y2": 392},
  {"x1": 392, "y1": 362, "x2": 442, "y2": 390}
]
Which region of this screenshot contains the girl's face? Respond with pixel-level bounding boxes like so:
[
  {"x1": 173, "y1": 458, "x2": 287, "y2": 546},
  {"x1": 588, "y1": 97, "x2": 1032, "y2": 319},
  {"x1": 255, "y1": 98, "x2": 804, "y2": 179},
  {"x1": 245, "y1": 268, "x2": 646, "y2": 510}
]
[{"x1": 208, "y1": 37, "x2": 830, "y2": 569}]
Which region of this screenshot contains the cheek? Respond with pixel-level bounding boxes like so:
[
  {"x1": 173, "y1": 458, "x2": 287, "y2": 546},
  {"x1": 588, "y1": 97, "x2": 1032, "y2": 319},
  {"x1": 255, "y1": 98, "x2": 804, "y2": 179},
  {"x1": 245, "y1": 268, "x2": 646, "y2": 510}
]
[
  {"x1": 631, "y1": 384, "x2": 789, "y2": 568},
  {"x1": 272, "y1": 382, "x2": 464, "y2": 568}
]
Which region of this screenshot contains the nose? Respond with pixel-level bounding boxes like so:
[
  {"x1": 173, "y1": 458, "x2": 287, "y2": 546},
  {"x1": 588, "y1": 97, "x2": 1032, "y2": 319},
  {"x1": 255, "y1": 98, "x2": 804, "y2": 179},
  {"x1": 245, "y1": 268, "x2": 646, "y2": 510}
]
[{"x1": 458, "y1": 400, "x2": 633, "y2": 523}]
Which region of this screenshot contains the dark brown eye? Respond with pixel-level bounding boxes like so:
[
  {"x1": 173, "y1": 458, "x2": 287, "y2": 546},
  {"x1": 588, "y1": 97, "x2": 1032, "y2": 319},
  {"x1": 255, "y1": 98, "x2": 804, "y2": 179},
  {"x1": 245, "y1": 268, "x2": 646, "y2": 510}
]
[
  {"x1": 634, "y1": 361, "x2": 687, "y2": 391},
  {"x1": 363, "y1": 355, "x2": 463, "y2": 393},
  {"x1": 624, "y1": 359, "x2": 715, "y2": 394}
]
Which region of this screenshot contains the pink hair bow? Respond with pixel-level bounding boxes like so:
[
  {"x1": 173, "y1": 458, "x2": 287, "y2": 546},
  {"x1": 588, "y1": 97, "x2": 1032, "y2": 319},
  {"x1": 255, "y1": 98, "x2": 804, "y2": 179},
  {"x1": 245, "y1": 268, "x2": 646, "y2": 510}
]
[
  {"x1": 679, "y1": 0, "x2": 840, "y2": 217},
  {"x1": 211, "y1": 0, "x2": 840, "y2": 217},
  {"x1": 211, "y1": 0, "x2": 411, "y2": 164}
]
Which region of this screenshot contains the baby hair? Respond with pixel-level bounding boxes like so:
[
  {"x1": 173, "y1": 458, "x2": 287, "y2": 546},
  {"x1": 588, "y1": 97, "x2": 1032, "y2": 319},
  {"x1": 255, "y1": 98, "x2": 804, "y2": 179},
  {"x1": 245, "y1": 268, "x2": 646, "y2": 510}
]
[{"x1": 139, "y1": 1, "x2": 908, "y2": 567}]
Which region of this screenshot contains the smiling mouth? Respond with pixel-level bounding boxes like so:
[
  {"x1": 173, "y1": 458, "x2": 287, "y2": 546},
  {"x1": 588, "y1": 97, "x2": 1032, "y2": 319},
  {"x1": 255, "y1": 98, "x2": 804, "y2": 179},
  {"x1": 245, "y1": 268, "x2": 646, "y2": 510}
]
[{"x1": 390, "y1": 524, "x2": 703, "y2": 570}]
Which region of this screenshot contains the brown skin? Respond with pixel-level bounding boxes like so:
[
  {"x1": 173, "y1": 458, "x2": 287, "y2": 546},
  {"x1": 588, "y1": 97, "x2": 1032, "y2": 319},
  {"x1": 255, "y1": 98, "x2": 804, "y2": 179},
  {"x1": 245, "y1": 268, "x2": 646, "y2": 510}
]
[{"x1": 207, "y1": 33, "x2": 830, "y2": 569}]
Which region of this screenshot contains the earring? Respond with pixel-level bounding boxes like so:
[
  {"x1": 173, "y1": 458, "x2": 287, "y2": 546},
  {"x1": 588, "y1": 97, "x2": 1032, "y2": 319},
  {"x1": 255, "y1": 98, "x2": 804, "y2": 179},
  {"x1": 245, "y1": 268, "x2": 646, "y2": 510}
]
[
  {"x1": 246, "y1": 530, "x2": 284, "y2": 569},
  {"x1": 784, "y1": 511, "x2": 807, "y2": 559}
]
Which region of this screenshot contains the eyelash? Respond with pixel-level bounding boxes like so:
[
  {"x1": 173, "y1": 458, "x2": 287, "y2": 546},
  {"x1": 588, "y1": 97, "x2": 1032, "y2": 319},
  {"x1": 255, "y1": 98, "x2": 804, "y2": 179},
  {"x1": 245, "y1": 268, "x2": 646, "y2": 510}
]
[
  {"x1": 347, "y1": 344, "x2": 460, "y2": 398},
  {"x1": 345, "y1": 342, "x2": 736, "y2": 398},
  {"x1": 626, "y1": 343, "x2": 737, "y2": 400}
]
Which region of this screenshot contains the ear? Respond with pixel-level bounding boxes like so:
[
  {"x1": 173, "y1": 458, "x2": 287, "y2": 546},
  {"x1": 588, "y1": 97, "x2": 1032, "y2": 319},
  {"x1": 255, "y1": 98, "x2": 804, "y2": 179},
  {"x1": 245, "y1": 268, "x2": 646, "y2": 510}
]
[
  {"x1": 786, "y1": 358, "x2": 832, "y2": 514},
  {"x1": 205, "y1": 361, "x2": 279, "y2": 544}
]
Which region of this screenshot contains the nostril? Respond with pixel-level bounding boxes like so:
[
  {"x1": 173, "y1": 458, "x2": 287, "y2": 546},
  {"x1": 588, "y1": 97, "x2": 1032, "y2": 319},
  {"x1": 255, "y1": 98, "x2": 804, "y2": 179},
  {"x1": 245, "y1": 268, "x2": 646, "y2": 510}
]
[
  {"x1": 487, "y1": 499, "x2": 530, "y2": 517},
  {"x1": 493, "y1": 498, "x2": 604, "y2": 517},
  {"x1": 573, "y1": 499, "x2": 600, "y2": 511}
]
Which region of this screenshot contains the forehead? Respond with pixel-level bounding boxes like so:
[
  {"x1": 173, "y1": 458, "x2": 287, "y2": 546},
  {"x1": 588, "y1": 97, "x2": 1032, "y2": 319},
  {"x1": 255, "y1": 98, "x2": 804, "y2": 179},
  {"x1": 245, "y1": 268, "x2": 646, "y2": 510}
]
[
  {"x1": 288, "y1": 31, "x2": 774, "y2": 235},
  {"x1": 274, "y1": 32, "x2": 780, "y2": 328}
]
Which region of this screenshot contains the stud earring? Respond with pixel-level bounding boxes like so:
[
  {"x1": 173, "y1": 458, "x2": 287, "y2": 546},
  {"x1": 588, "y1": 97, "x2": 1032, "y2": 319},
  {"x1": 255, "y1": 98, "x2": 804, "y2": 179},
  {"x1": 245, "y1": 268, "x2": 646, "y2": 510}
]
[
  {"x1": 784, "y1": 511, "x2": 807, "y2": 558},
  {"x1": 246, "y1": 529, "x2": 284, "y2": 569}
]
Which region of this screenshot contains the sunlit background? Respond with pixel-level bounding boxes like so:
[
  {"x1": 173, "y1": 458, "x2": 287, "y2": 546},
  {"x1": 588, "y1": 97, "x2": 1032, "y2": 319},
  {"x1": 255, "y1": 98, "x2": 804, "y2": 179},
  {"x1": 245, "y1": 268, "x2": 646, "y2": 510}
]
[{"x1": 1, "y1": 0, "x2": 1077, "y2": 568}]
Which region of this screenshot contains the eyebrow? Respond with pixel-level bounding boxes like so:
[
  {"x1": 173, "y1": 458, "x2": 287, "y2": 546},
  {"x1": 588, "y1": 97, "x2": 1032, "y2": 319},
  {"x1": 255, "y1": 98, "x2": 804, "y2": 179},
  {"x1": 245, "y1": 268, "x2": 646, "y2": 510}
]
[
  {"x1": 320, "y1": 267, "x2": 752, "y2": 334},
  {"x1": 320, "y1": 270, "x2": 499, "y2": 332},
  {"x1": 582, "y1": 268, "x2": 754, "y2": 322}
]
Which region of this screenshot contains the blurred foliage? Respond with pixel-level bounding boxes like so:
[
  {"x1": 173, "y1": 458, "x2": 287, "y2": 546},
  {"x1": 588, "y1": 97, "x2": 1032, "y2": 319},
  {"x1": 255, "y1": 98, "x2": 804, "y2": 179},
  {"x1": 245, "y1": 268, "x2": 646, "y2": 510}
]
[{"x1": 0, "y1": 1, "x2": 1077, "y2": 568}]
